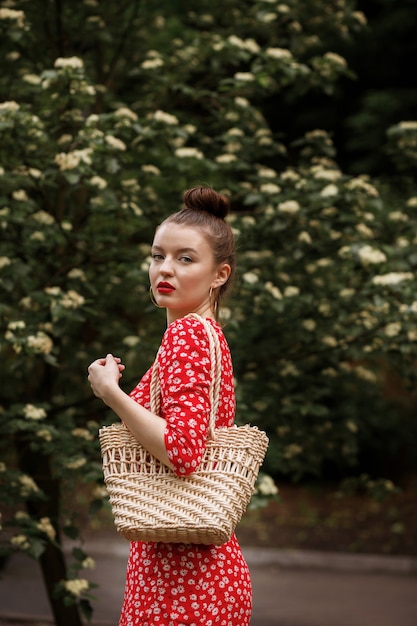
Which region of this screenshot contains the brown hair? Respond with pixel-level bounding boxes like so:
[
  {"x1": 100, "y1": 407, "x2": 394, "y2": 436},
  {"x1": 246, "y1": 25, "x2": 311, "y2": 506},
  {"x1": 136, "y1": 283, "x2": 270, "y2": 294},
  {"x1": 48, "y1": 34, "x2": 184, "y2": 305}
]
[{"x1": 159, "y1": 186, "x2": 236, "y2": 317}]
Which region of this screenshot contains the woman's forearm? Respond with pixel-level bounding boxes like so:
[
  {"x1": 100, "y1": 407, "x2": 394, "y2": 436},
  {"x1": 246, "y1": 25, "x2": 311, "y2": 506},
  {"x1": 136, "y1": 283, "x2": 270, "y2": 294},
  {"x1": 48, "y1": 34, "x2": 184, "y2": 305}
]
[{"x1": 102, "y1": 385, "x2": 174, "y2": 471}]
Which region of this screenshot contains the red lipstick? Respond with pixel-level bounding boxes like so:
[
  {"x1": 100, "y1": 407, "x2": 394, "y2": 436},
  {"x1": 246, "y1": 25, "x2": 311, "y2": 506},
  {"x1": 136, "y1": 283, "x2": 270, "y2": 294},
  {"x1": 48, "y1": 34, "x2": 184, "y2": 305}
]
[{"x1": 157, "y1": 281, "x2": 175, "y2": 294}]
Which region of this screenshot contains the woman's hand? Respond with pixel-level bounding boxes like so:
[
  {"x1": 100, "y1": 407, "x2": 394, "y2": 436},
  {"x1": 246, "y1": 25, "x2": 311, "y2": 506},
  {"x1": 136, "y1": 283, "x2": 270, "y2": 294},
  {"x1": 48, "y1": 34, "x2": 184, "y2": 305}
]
[
  {"x1": 88, "y1": 354, "x2": 174, "y2": 470},
  {"x1": 87, "y1": 353, "x2": 125, "y2": 404}
]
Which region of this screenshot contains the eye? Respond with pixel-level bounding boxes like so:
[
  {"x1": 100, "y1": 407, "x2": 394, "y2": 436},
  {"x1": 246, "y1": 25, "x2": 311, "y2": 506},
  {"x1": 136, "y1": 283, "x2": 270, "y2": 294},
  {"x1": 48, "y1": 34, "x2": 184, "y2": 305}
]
[
  {"x1": 179, "y1": 255, "x2": 193, "y2": 263},
  {"x1": 151, "y1": 253, "x2": 164, "y2": 261}
]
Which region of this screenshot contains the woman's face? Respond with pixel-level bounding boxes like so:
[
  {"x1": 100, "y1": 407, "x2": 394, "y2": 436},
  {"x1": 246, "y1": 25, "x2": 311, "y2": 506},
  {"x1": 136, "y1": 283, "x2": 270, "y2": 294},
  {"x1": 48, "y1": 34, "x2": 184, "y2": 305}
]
[{"x1": 149, "y1": 222, "x2": 229, "y2": 323}]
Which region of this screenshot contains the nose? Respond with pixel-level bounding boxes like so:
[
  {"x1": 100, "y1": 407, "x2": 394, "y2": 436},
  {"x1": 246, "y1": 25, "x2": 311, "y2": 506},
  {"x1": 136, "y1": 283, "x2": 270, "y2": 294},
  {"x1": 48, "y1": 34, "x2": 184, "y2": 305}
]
[{"x1": 160, "y1": 256, "x2": 174, "y2": 276}]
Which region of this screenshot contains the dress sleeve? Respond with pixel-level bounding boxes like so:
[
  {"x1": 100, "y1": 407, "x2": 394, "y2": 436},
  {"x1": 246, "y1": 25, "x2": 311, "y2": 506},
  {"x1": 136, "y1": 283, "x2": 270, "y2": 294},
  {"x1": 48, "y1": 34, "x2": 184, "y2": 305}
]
[{"x1": 157, "y1": 317, "x2": 212, "y2": 476}]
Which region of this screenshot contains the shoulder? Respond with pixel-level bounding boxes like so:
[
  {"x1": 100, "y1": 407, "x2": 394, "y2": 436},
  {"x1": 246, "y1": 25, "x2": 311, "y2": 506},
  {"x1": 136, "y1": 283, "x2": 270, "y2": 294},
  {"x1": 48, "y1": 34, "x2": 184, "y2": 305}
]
[{"x1": 161, "y1": 316, "x2": 210, "y2": 351}]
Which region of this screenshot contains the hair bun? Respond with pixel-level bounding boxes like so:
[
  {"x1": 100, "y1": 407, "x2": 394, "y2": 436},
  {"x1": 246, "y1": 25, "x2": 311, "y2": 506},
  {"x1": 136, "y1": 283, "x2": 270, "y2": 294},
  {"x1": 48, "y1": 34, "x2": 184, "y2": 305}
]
[{"x1": 183, "y1": 186, "x2": 230, "y2": 219}]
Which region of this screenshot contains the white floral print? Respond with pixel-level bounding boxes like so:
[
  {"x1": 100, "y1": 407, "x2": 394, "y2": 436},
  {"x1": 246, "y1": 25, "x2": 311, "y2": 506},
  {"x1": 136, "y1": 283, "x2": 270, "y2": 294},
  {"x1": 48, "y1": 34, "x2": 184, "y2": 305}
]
[{"x1": 120, "y1": 317, "x2": 252, "y2": 625}]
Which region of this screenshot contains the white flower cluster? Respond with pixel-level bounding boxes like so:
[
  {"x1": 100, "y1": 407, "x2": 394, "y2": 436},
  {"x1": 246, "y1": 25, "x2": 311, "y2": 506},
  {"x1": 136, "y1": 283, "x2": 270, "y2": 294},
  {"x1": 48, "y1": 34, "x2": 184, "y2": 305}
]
[
  {"x1": 37, "y1": 429, "x2": 53, "y2": 442},
  {"x1": 261, "y1": 183, "x2": 281, "y2": 194},
  {"x1": 323, "y1": 52, "x2": 347, "y2": 68},
  {"x1": 0, "y1": 101, "x2": 20, "y2": 112},
  {"x1": 354, "y1": 366, "x2": 377, "y2": 383},
  {"x1": 356, "y1": 223, "x2": 374, "y2": 238},
  {"x1": 0, "y1": 256, "x2": 11, "y2": 270},
  {"x1": 19, "y1": 474, "x2": 40, "y2": 496},
  {"x1": 358, "y1": 245, "x2": 387, "y2": 266},
  {"x1": 278, "y1": 200, "x2": 300, "y2": 214},
  {"x1": 0, "y1": 8, "x2": 25, "y2": 28},
  {"x1": 400, "y1": 301, "x2": 417, "y2": 314},
  {"x1": 63, "y1": 578, "x2": 90, "y2": 597},
  {"x1": 61, "y1": 290, "x2": 85, "y2": 308},
  {"x1": 280, "y1": 362, "x2": 300, "y2": 377},
  {"x1": 31, "y1": 210, "x2": 55, "y2": 225},
  {"x1": 284, "y1": 443, "x2": 303, "y2": 459},
  {"x1": 23, "y1": 73, "x2": 42, "y2": 85},
  {"x1": 72, "y1": 427, "x2": 93, "y2": 441},
  {"x1": 123, "y1": 335, "x2": 140, "y2": 347},
  {"x1": 255, "y1": 474, "x2": 278, "y2": 496},
  {"x1": 23, "y1": 404, "x2": 47, "y2": 420},
  {"x1": 93, "y1": 485, "x2": 108, "y2": 500},
  {"x1": 384, "y1": 322, "x2": 401, "y2": 338},
  {"x1": 242, "y1": 272, "x2": 259, "y2": 284},
  {"x1": 388, "y1": 211, "x2": 408, "y2": 222},
  {"x1": 82, "y1": 557, "x2": 96, "y2": 570},
  {"x1": 37, "y1": 517, "x2": 56, "y2": 540},
  {"x1": 175, "y1": 147, "x2": 204, "y2": 159},
  {"x1": 302, "y1": 319, "x2": 316, "y2": 331},
  {"x1": 141, "y1": 164, "x2": 160, "y2": 175},
  {"x1": 257, "y1": 11, "x2": 277, "y2": 23},
  {"x1": 311, "y1": 165, "x2": 341, "y2": 181},
  {"x1": 265, "y1": 47, "x2": 292, "y2": 60},
  {"x1": 151, "y1": 110, "x2": 179, "y2": 125},
  {"x1": 257, "y1": 166, "x2": 277, "y2": 178},
  {"x1": 372, "y1": 272, "x2": 413, "y2": 285},
  {"x1": 227, "y1": 35, "x2": 260, "y2": 54},
  {"x1": 54, "y1": 148, "x2": 93, "y2": 171},
  {"x1": 105, "y1": 135, "x2": 126, "y2": 151},
  {"x1": 353, "y1": 10, "x2": 367, "y2": 26},
  {"x1": 13, "y1": 189, "x2": 28, "y2": 201},
  {"x1": 298, "y1": 231, "x2": 312, "y2": 244},
  {"x1": 346, "y1": 420, "x2": 358, "y2": 433},
  {"x1": 45, "y1": 286, "x2": 85, "y2": 309},
  {"x1": 141, "y1": 50, "x2": 164, "y2": 70},
  {"x1": 234, "y1": 72, "x2": 256, "y2": 82},
  {"x1": 320, "y1": 183, "x2": 339, "y2": 197},
  {"x1": 54, "y1": 56, "x2": 84, "y2": 70},
  {"x1": 284, "y1": 286, "x2": 299, "y2": 297},
  {"x1": 114, "y1": 107, "x2": 138, "y2": 122},
  {"x1": 321, "y1": 335, "x2": 338, "y2": 347},
  {"x1": 66, "y1": 457, "x2": 87, "y2": 470},
  {"x1": 234, "y1": 96, "x2": 250, "y2": 108},
  {"x1": 345, "y1": 177, "x2": 379, "y2": 197},
  {"x1": 215, "y1": 153, "x2": 237, "y2": 164},
  {"x1": 26, "y1": 332, "x2": 54, "y2": 355},
  {"x1": 264, "y1": 281, "x2": 282, "y2": 300},
  {"x1": 11, "y1": 535, "x2": 30, "y2": 550},
  {"x1": 89, "y1": 175, "x2": 107, "y2": 189}
]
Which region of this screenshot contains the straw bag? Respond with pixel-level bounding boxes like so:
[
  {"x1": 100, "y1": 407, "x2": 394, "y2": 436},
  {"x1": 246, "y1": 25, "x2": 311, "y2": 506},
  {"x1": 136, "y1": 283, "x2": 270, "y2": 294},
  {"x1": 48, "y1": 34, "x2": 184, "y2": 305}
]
[{"x1": 99, "y1": 314, "x2": 269, "y2": 545}]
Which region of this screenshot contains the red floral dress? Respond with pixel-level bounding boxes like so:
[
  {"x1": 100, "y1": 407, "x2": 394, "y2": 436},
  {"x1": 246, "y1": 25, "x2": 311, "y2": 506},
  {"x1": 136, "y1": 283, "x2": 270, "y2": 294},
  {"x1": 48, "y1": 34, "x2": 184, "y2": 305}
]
[{"x1": 119, "y1": 316, "x2": 252, "y2": 626}]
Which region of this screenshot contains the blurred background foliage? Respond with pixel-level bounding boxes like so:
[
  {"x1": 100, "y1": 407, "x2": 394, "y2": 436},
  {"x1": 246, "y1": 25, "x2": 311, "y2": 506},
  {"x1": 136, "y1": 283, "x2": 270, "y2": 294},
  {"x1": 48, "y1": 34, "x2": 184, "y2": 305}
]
[{"x1": 0, "y1": 0, "x2": 417, "y2": 623}]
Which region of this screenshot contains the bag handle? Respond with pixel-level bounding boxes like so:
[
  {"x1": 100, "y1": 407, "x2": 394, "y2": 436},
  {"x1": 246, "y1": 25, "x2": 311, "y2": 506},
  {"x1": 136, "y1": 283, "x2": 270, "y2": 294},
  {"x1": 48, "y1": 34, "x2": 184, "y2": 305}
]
[{"x1": 150, "y1": 314, "x2": 222, "y2": 440}]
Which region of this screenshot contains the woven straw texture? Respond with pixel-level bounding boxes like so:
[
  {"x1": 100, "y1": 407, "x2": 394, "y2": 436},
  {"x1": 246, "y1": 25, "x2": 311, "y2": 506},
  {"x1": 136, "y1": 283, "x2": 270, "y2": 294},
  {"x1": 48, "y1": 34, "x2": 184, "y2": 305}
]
[
  {"x1": 100, "y1": 422, "x2": 269, "y2": 544},
  {"x1": 99, "y1": 314, "x2": 269, "y2": 545}
]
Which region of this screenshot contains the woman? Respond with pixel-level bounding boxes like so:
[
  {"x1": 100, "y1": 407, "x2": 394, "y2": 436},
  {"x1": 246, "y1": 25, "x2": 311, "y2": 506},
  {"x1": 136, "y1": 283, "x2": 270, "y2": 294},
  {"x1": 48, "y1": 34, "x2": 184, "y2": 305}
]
[{"x1": 87, "y1": 186, "x2": 252, "y2": 626}]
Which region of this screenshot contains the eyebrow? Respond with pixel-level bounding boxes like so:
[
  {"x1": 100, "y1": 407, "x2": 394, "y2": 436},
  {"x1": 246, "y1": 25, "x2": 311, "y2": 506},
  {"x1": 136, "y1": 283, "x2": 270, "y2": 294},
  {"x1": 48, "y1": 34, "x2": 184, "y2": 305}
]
[{"x1": 151, "y1": 245, "x2": 199, "y2": 255}]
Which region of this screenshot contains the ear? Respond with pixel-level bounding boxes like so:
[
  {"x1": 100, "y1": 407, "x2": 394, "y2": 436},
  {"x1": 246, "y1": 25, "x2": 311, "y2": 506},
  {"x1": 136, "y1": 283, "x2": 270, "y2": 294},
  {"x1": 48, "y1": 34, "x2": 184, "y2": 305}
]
[{"x1": 212, "y1": 263, "x2": 231, "y2": 289}]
